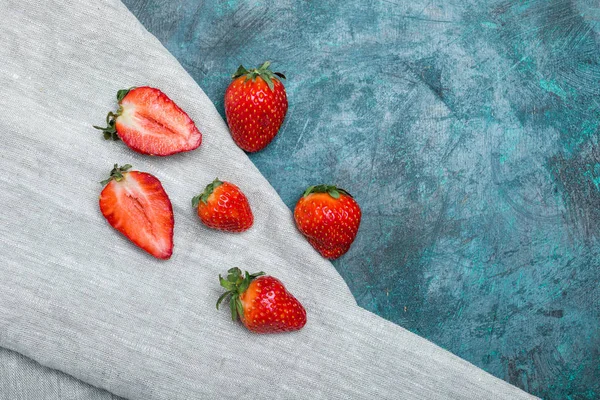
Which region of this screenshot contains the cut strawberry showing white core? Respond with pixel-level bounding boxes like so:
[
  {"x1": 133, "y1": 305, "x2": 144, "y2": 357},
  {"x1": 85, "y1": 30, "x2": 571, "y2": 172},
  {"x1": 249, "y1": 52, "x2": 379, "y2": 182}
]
[
  {"x1": 94, "y1": 86, "x2": 202, "y2": 156},
  {"x1": 99, "y1": 164, "x2": 174, "y2": 259}
]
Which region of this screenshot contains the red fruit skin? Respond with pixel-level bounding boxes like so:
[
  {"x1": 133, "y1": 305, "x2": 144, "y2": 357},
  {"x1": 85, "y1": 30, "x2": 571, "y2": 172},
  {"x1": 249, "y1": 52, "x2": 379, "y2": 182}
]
[
  {"x1": 294, "y1": 192, "x2": 361, "y2": 259},
  {"x1": 197, "y1": 182, "x2": 253, "y2": 232},
  {"x1": 240, "y1": 276, "x2": 307, "y2": 333},
  {"x1": 224, "y1": 76, "x2": 288, "y2": 152},
  {"x1": 99, "y1": 171, "x2": 174, "y2": 259},
  {"x1": 115, "y1": 87, "x2": 202, "y2": 156}
]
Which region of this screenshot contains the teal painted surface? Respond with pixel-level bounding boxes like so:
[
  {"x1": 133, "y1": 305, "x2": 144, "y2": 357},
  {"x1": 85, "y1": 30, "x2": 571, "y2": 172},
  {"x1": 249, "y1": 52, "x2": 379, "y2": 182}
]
[{"x1": 122, "y1": 0, "x2": 600, "y2": 398}]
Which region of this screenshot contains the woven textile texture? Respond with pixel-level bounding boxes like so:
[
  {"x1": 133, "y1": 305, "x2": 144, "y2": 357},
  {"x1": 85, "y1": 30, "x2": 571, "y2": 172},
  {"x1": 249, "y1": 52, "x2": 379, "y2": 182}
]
[
  {"x1": 0, "y1": 347, "x2": 121, "y2": 400},
  {"x1": 0, "y1": 0, "x2": 535, "y2": 399}
]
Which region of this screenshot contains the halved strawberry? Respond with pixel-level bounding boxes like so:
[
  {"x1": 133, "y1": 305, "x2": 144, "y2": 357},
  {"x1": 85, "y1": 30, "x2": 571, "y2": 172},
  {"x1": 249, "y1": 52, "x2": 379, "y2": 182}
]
[
  {"x1": 94, "y1": 87, "x2": 202, "y2": 156},
  {"x1": 99, "y1": 164, "x2": 174, "y2": 259}
]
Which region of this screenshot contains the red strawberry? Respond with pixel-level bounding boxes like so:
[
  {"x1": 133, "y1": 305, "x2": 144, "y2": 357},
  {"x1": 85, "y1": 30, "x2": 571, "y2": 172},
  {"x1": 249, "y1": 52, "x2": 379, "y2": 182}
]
[
  {"x1": 217, "y1": 268, "x2": 307, "y2": 333},
  {"x1": 224, "y1": 61, "x2": 288, "y2": 152},
  {"x1": 294, "y1": 185, "x2": 361, "y2": 259},
  {"x1": 192, "y1": 179, "x2": 253, "y2": 232},
  {"x1": 94, "y1": 86, "x2": 202, "y2": 156},
  {"x1": 99, "y1": 164, "x2": 174, "y2": 259}
]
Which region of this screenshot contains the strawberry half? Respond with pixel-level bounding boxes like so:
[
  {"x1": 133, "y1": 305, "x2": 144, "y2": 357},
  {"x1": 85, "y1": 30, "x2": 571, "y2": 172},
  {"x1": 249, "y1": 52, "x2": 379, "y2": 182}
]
[
  {"x1": 294, "y1": 185, "x2": 361, "y2": 259},
  {"x1": 99, "y1": 164, "x2": 174, "y2": 259},
  {"x1": 94, "y1": 86, "x2": 202, "y2": 156},
  {"x1": 191, "y1": 178, "x2": 253, "y2": 232},
  {"x1": 217, "y1": 268, "x2": 307, "y2": 334},
  {"x1": 224, "y1": 61, "x2": 288, "y2": 152}
]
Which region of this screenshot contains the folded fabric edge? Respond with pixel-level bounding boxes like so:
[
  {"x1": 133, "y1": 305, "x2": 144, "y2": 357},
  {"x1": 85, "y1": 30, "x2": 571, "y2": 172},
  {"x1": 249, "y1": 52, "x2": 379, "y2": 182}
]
[
  {"x1": 0, "y1": 346, "x2": 123, "y2": 400},
  {"x1": 0, "y1": 0, "x2": 537, "y2": 398},
  {"x1": 108, "y1": 0, "x2": 360, "y2": 309}
]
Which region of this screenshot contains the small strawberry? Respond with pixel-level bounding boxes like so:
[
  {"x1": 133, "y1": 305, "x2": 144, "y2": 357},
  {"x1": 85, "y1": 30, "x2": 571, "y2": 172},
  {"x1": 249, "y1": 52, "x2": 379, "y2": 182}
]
[
  {"x1": 294, "y1": 185, "x2": 361, "y2": 259},
  {"x1": 224, "y1": 61, "x2": 288, "y2": 152},
  {"x1": 94, "y1": 86, "x2": 202, "y2": 156},
  {"x1": 216, "y1": 268, "x2": 307, "y2": 333},
  {"x1": 99, "y1": 164, "x2": 174, "y2": 259},
  {"x1": 191, "y1": 179, "x2": 253, "y2": 232}
]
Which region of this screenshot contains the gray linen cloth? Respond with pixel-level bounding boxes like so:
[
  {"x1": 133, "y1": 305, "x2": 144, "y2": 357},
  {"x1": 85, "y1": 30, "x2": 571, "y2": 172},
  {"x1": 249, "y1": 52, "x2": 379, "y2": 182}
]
[
  {"x1": 0, "y1": 347, "x2": 120, "y2": 400},
  {"x1": 0, "y1": 0, "x2": 536, "y2": 398}
]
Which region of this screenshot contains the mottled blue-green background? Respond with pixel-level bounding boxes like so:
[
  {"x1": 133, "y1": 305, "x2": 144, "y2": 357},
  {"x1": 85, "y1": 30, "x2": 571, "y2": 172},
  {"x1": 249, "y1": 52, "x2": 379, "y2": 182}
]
[{"x1": 122, "y1": 0, "x2": 600, "y2": 398}]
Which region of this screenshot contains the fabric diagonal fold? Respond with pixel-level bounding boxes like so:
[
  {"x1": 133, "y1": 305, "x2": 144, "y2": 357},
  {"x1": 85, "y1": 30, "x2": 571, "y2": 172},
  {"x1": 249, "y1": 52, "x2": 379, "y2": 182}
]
[
  {"x1": 0, "y1": 347, "x2": 122, "y2": 400},
  {"x1": 0, "y1": 0, "x2": 536, "y2": 399}
]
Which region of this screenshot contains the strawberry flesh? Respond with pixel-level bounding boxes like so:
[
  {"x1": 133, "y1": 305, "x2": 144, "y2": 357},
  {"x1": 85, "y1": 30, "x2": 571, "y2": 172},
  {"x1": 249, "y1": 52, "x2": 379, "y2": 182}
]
[
  {"x1": 96, "y1": 86, "x2": 202, "y2": 156},
  {"x1": 100, "y1": 170, "x2": 174, "y2": 259},
  {"x1": 116, "y1": 87, "x2": 201, "y2": 156}
]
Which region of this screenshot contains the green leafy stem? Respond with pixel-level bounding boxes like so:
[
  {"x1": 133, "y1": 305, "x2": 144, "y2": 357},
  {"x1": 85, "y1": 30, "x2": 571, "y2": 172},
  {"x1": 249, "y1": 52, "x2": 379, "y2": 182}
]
[
  {"x1": 232, "y1": 61, "x2": 286, "y2": 91},
  {"x1": 191, "y1": 178, "x2": 223, "y2": 207},
  {"x1": 216, "y1": 267, "x2": 265, "y2": 321},
  {"x1": 92, "y1": 88, "x2": 135, "y2": 141},
  {"x1": 100, "y1": 163, "x2": 132, "y2": 185},
  {"x1": 303, "y1": 184, "x2": 352, "y2": 199}
]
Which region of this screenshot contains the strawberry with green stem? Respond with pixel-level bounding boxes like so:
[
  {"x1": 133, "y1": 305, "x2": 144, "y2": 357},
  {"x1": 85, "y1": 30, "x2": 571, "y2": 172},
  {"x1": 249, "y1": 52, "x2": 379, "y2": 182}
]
[
  {"x1": 217, "y1": 268, "x2": 307, "y2": 333},
  {"x1": 294, "y1": 184, "x2": 361, "y2": 259},
  {"x1": 99, "y1": 164, "x2": 174, "y2": 259},
  {"x1": 94, "y1": 86, "x2": 202, "y2": 156},
  {"x1": 191, "y1": 179, "x2": 253, "y2": 232},
  {"x1": 224, "y1": 61, "x2": 288, "y2": 152}
]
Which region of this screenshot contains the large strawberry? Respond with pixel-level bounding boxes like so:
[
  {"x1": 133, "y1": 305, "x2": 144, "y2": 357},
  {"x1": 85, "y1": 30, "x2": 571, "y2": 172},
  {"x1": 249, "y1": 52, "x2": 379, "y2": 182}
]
[
  {"x1": 217, "y1": 268, "x2": 306, "y2": 333},
  {"x1": 224, "y1": 61, "x2": 288, "y2": 152},
  {"x1": 94, "y1": 86, "x2": 202, "y2": 156},
  {"x1": 99, "y1": 164, "x2": 174, "y2": 259},
  {"x1": 294, "y1": 185, "x2": 361, "y2": 259},
  {"x1": 192, "y1": 178, "x2": 253, "y2": 232}
]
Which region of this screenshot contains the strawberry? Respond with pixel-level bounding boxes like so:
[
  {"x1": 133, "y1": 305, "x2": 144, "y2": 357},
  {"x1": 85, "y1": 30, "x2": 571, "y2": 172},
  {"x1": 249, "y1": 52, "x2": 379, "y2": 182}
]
[
  {"x1": 191, "y1": 179, "x2": 253, "y2": 232},
  {"x1": 294, "y1": 185, "x2": 361, "y2": 259},
  {"x1": 216, "y1": 268, "x2": 307, "y2": 333},
  {"x1": 94, "y1": 86, "x2": 202, "y2": 156},
  {"x1": 99, "y1": 164, "x2": 174, "y2": 259},
  {"x1": 224, "y1": 61, "x2": 288, "y2": 152}
]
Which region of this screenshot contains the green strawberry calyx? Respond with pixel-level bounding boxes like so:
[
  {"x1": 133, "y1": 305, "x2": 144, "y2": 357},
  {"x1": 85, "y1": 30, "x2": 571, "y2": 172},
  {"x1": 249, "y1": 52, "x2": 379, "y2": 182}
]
[
  {"x1": 100, "y1": 164, "x2": 132, "y2": 185},
  {"x1": 191, "y1": 178, "x2": 224, "y2": 208},
  {"x1": 93, "y1": 87, "x2": 136, "y2": 141},
  {"x1": 232, "y1": 61, "x2": 286, "y2": 91},
  {"x1": 216, "y1": 267, "x2": 265, "y2": 321},
  {"x1": 303, "y1": 184, "x2": 352, "y2": 199}
]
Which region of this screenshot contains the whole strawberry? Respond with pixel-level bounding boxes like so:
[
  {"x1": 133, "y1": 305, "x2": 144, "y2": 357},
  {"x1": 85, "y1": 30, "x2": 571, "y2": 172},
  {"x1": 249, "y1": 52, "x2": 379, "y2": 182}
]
[
  {"x1": 192, "y1": 179, "x2": 253, "y2": 232},
  {"x1": 294, "y1": 185, "x2": 361, "y2": 259},
  {"x1": 217, "y1": 268, "x2": 307, "y2": 333},
  {"x1": 94, "y1": 86, "x2": 202, "y2": 156},
  {"x1": 99, "y1": 164, "x2": 174, "y2": 259},
  {"x1": 224, "y1": 61, "x2": 288, "y2": 152}
]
